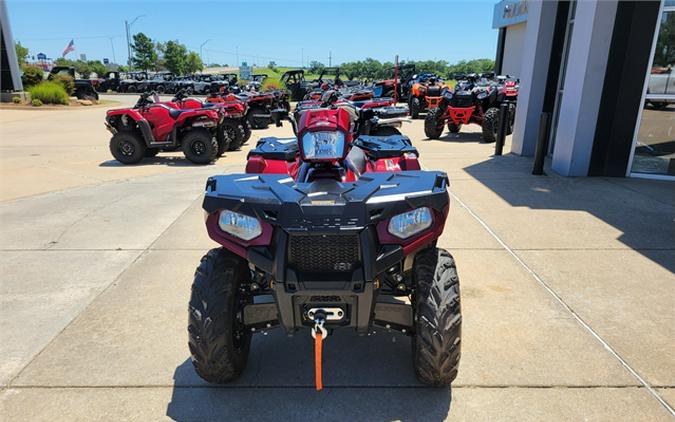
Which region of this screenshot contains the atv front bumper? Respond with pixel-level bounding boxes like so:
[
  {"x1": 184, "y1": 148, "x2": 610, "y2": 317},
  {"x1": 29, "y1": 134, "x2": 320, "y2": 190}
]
[{"x1": 202, "y1": 172, "x2": 449, "y2": 335}]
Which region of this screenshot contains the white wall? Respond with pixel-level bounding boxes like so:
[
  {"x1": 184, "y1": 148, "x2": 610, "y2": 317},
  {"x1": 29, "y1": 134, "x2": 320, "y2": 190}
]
[
  {"x1": 551, "y1": 0, "x2": 617, "y2": 176},
  {"x1": 510, "y1": 1, "x2": 558, "y2": 156},
  {"x1": 502, "y1": 22, "x2": 527, "y2": 78}
]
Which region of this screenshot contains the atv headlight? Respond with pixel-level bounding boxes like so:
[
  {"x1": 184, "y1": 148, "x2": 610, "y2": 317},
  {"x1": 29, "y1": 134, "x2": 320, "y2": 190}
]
[
  {"x1": 218, "y1": 210, "x2": 262, "y2": 241},
  {"x1": 301, "y1": 131, "x2": 346, "y2": 160},
  {"x1": 388, "y1": 207, "x2": 433, "y2": 240}
]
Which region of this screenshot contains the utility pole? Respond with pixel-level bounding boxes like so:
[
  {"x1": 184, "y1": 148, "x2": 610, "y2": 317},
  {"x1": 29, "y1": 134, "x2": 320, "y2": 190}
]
[
  {"x1": 125, "y1": 21, "x2": 130, "y2": 67},
  {"x1": 125, "y1": 15, "x2": 145, "y2": 69},
  {"x1": 200, "y1": 39, "x2": 211, "y2": 63},
  {"x1": 109, "y1": 37, "x2": 117, "y2": 65},
  {"x1": 329, "y1": 51, "x2": 332, "y2": 67}
]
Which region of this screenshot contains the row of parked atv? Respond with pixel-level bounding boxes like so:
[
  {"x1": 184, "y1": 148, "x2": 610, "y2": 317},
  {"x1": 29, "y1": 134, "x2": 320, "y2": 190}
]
[
  {"x1": 283, "y1": 67, "x2": 519, "y2": 143},
  {"x1": 104, "y1": 86, "x2": 291, "y2": 165}
]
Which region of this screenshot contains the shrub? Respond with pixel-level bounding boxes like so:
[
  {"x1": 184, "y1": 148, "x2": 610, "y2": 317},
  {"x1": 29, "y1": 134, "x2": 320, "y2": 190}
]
[
  {"x1": 261, "y1": 77, "x2": 281, "y2": 91},
  {"x1": 12, "y1": 96, "x2": 22, "y2": 104},
  {"x1": 28, "y1": 81, "x2": 69, "y2": 105},
  {"x1": 31, "y1": 99, "x2": 43, "y2": 107},
  {"x1": 21, "y1": 65, "x2": 44, "y2": 88},
  {"x1": 51, "y1": 73, "x2": 75, "y2": 95}
]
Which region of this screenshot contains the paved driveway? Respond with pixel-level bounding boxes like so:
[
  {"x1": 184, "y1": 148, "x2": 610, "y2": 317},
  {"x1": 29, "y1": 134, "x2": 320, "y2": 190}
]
[{"x1": 1, "y1": 96, "x2": 673, "y2": 421}]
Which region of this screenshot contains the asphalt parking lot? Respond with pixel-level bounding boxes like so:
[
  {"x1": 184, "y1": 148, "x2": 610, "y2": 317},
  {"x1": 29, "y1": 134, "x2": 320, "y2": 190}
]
[{"x1": 1, "y1": 94, "x2": 674, "y2": 421}]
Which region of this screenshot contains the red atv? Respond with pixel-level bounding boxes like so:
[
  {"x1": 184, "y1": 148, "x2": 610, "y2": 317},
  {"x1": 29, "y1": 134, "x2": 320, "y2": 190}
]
[
  {"x1": 225, "y1": 90, "x2": 275, "y2": 130},
  {"x1": 294, "y1": 91, "x2": 411, "y2": 137},
  {"x1": 170, "y1": 90, "x2": 251, "y2": 152},
  {"x1": 187, "y1": 92, "x2": 462, "y2": 389},
  {"x1": 105, "y1": 92, "x2": 221, "y2": 165},
  {"x1": 424, "y1": 77, "x2": 518, "y2": 142}
]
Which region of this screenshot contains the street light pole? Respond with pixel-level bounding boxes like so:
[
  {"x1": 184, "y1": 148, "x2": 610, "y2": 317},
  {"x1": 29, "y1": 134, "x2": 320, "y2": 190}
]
[
  {"x1": 125, "y1": 15, "x2": 146, "y2": 69},
  {"x1": 200, "y1": 39, "x2": 211, "y2": 63},
  {"x1": 125, "y1": 20, "x2": 130, "y2": 67}
]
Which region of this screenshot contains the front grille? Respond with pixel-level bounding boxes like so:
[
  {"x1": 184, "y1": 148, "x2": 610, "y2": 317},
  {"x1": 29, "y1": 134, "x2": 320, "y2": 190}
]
[
  {"x1": 288, "y1": 234, "x2": 360, "y2": 273},
  {"x1": 451, "y1": 94, "x2": 474, "y2": 108}
]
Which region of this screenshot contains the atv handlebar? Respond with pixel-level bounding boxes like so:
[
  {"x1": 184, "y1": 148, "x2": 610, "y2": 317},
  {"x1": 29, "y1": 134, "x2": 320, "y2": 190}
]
[
  {"x1": 271, "y1": 109, "x2": 298, "y2": 136},
  {"x1": 135, "y1": 91, "x2": 158, "y2": 108}
]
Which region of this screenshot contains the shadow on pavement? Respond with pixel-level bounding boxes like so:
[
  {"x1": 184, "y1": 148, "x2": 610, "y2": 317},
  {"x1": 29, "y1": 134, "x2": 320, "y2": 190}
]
[
  {"x1": 425, "y1": 131, "x2": 485, "y2": 143},
  {"x1": 463, "y1": 155, "x2": 675, "y2": 273},
  {"x1": 166, "y1": 330, "x2": 453, "y2": 421},
  {"x1": 99, "y1": 157, "x2": 219, "y2": 167}
]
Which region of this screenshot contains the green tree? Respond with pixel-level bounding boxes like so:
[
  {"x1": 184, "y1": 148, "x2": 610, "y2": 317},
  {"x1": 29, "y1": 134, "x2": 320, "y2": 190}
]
[
  {"x1": 654, "y1": 12, "x2": 675, "y2": 67},
  {"x1": 15, "y1": 41, "x2": 29, "y2": 66},
  {"x1": 87, "y1": 60, "x2": 107, "y2": 77},
  {"x1": 164, "y1": 40, "x2": 188, "y2": 75},
  {"x1": 20, "y1": 64, "x2": 44, "y2": 87},
  {"x1": 131, "y1": 32, "x2": 157, "y2": 71},
  {"x1": 309, "y1": 60, "x2": 325, "y2": 73},
  {"x1": 185, "y1": 51, "x2": 203, "y2": 74}
]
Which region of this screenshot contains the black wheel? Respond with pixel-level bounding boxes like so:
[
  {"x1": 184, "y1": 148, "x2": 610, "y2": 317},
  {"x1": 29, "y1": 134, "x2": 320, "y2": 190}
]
[
  {"x1": 216, "y1": 126, "x2": 231, "y2": 157},
  {"x1": 156, "y1": 85, "x2": 166, "y2": 94},
  {"x1": 188, "y1": 248, "x2": 252, "y2": 383},
  {"x1": 372, "y1": 126, "x2": 401, "y2": 136},
  {"x1": 412, "y1": 247, "x2": 462, "y2": 387},
  {"x1": 409, "y1": 97, "x2": 421, "y2": 119},
  {"x1": 181, "y1": 128, "x2": 218, "y2": 164},
  {"x1": 248, "y1": 107, "x2": 270, "y2": 129},
  {"x1": 222, "y1": 119, "x2": 246, "y2": 151},
  {"x1": 424, "y1": 108, "x2": 445, "y2": 139},
  {"x1": 447, "y1": 121, "x2": 462, "y2": 133},
  {"x1": 481, "y1": 107, "x2": 499, "y2": 143},
  {"x1": 185, "y1": 86, "x2": 194, "y2": 95},
  {"x1": 242, "y1": 119, "x2": 252, "y2": 142},
  {"x1": 144, "y1": 148, "x2": 159, "y2": 158},
  {"x1": 109, "y1": 131, "x2": 146, "y2": 164}
]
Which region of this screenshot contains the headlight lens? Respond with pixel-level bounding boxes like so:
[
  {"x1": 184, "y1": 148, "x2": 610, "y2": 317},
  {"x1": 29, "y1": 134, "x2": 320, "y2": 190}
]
[
  {"x1": 388, "y1": 207, "x2": 433, "y2": 239},
  {"x1": 218, "y1": 210, "x2": 262, "y2": 241},
  {"x1": 301, "y1": 130, "x2": 346, "y2": 160}
]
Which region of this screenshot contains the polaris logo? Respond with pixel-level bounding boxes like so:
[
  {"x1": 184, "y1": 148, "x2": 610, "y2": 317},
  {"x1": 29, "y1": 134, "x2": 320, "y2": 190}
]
[{"x1": 334, "y1": 262, "x2": 352, "y2": 271}]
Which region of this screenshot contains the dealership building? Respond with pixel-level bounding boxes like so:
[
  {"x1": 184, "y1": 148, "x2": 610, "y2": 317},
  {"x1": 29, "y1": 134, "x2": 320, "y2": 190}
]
[{"x1": 493, "y1": 0, "x2": 674, "y2": 179}]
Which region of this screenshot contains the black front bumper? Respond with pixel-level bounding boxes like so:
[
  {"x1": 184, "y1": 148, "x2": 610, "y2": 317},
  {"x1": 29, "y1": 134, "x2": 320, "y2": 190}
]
[{"x1": 203, "y1": 172, "x2": 449, "y2": 335}]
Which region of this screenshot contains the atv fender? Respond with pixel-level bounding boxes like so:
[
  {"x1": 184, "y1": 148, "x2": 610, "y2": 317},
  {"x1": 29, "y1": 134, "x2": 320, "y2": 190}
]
[
  {"x1": 105, "y1": 110, "x2": 155, "y2": 145},
  {"x1": 175, "y1": 109, "x2": 220, "y2": 128}
]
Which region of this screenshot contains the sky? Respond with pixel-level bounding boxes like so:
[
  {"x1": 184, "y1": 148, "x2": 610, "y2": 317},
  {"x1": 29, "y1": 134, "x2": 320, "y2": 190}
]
[{"x1": 7, "y1": 0, "x2": 499, "y2": 67}]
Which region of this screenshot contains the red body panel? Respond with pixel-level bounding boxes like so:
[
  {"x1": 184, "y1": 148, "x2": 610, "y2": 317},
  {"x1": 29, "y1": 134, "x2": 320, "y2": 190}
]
[
  {"x1": 446, "y1": 106, "x2": 476, "y2": 125},
  {"x1": 245, "y1": 156, "x2": 299, "y2": 178}
]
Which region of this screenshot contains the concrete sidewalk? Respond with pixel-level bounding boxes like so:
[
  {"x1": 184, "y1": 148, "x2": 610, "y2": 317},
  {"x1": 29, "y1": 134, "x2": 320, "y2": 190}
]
[{"x1": 1, "y1": 99, "x2": 673, "y2": 421}]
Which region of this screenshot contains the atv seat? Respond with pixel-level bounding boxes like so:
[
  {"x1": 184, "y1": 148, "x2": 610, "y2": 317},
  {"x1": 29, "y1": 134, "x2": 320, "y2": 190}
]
[{"x1": 169, "y1": 108, "x2": 190, "y2": 119}]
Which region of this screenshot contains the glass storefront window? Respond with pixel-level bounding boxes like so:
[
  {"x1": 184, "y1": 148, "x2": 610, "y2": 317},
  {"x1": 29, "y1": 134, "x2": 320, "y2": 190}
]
[{"x1": 631, "y1": 9, "x2": 675, "y2": 176}]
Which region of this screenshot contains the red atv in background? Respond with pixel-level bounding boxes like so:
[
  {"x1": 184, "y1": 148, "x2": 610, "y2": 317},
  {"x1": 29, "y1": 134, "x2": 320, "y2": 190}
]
[
  {"x1": 170, "y1": 90, "x2": 251, "y2": 152},
  {"x1": 105, "y1": 92, "x2": 221, "y2": 165},
  {"x1": 293, "y1": 91, "x2": 411, "y2": 137},
  {"x1": 187, "y1": 90, "x2": 462, "y2": 390},
  {"x1": 224, "y1": 88, "x2": 284, "y2": 130},
  {"x1": 424, "y1": 76, "x2": 518, "y2": 143}
]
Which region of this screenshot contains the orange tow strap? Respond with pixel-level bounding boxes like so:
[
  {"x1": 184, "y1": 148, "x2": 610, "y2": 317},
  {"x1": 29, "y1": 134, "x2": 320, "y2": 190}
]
[{"x1": 314, "y1": 331, "x2": 323, "y2": 391}]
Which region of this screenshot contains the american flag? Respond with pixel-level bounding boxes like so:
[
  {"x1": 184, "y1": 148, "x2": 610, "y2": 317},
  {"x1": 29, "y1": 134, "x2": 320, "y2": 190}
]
[{"x1": 62, "y1": 39, "x2": 75, "y2": 57}]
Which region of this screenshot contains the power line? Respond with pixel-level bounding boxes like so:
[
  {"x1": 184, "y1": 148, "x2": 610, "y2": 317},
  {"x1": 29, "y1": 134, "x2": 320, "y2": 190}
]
[{"x1": 205, "y1": 47, "x2": 303, "y2": 66}]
